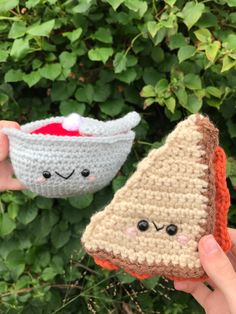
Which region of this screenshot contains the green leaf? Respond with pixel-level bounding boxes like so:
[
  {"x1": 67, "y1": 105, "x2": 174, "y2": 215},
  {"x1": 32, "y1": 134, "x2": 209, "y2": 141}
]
[
  {"x1": 69, "y1": 194, "x2": 93, "y2": 209},
  {"x1": 60, "y1": 100, "x2": 86, "y2": 116},
  {"x1": 51, "y1": 81, "x2": 77, "y2": 101},
  {"x1": 0, "y1": 92, "x2": 8, "y2": 106},
  {"x1": 194, "y1": 28, "x2": 211, "y2": 43},
  {"x1": 25, "y1": 0, "x2": 40, "y2": 8},
  {"x1": 75, "y1": 84, "x2": 94, "y2": 104},
  {"x1": 10, "y1": 38, "x2": 30, "y2": 60},
  {"x1": 72, "y1": 0, "x2": 93, "y2": 13},
  {"x1": 205, "y1": 41, "x2": 220, "y2": 62},
  {"x1": 174, "y1": 87, "x2": 188, "y2": 107},
  {"x1": 229, "y1": 13, "x2": 236, "y2": 23},
  {"x1": 184, "y1": 74, "x2": 202, "y2": 90},
  {"x1": 4, "y1": 69, "x2": 23, "y2": 82},
  {"x1": 18, "y1": 203, "x2": 38, "y2": 225},
  {"x1": 113, "y1": 52, "x2": 127, "y2": 73},
  {"x1": 23, "y1": 70, "x2": 41, "y2": 87},
  {"x1": 112, "y1": 176, "x2": 127, "y2": 192},
  {"x1": 151, "y1": 47, "x2": 164, "y2": 63},
  {"x1": 39, "y1": 63, "x2": 62, "y2": 80},
  {"x1": 88, "y1": 47, "x2": 114, "y2": 64},
  {"x1": 142, "y1": 276, "x2": 160, "y2": 289},
  {"x1": 8, "y1": 21, "x2": 26, "y2": 39},
  {"x1": 227, "y1": 0, "x2": 236, "y2": 7},
  {"x1": 124, "y1": 0, "x2": 147, "y2": 17},
  {"x1": 115, "y1": 68, "x2": 137, "y2": 83},
  {"x1": 155, "y1": 79, "x2": 169, "y2": 94},
  {"x1": 15, "y1": 275, "x2": 31, "y2": 290},
  {"x1": 168, "y1": 33, "x2": 187, "y2": 50},
  {"x1": 140, "y1": 85, "x2": 156, "y2": 97},
  {"x1": 41, "y1": 267, "x2": 57, "y2": 281},
  {"x1": 144, "y1": 98, "x2": 155, "y2": 108},
  {"x1": 94, "y1": 84, "x2": 111, "y2": 102},
  {"x1": 207, "y1": 98, "x2": 222, "y2": 109},
  {"x1": 165, "y1": 108, "x2": 182, "y2": 122},
  {"x1": 0, "y1": 50, "x2": 8, "y2": 62},
  {"x1": 221, "y1": 55, "x2": 236, "y2": 72},
  {"x1": 164, "y1": 0, "x2": 176, "y2": 6},
  {"x1": 0, "y1": 282, "x2": 7, "y2": 293},
  {"x1": 227, "y1": 157, "x2": 236, "y2": 176},
  {"x1": 63, "y1": 28, "x2": 82, "y2": 43},
  {"x1": 185, "y1": 94, "x2": 202, "y2": 113},
  {"x1": 51, "y1": 226, "x2": 70, "y2": 249},
  {"x1": 225, "y1": 33, "x2": 236, "y2": 49},
  {"x1": 165, "y1": 97, "x2": 176, "y2": 113},
  {"x1": 116, "y1": 271, "x2": 135, "y2": 283},
  {"x1": 100, "y1": 99, "x2": 125, "y2": 116},
  {"x1": 227, "y1": 119, "x2": 236, "y2": 138},
  {"x1": 27, "y1": 19, "x2": 55, "y2": 37},
  {"x1": 59, "y1": 51, "x2": 77, "y2": 69},
  {"x1": 92, "y1": 27, "x2": 113, "y2": 44},
  {"x1": 177, "y1": 45, "x2": 196, "y2": 63},
  {"x1": 206, "y1": 86, "x2": 222, "y2": 98},
  {"x1": 106, "y1": 0, "x2": 124, "y2": 10},
  {"x1": 153, "y1": 27, "x2": 167, "y2": 46},
  {"x1": 0, "y1": 0, "x2": 19, "y2": 12},
  {"x1": 0, "y1": 213, "x2": 16, "y2": 236},
  {"x1": 182, "y1": 2, "x2": 205, "y2": 29},
  {"x1": 35, "y1": 197, "x2": 53, "y2": 210},
  {"x1": 6, "y1": 250, "x2": 24, "y2": 269},
  {"x1": 7, "y1": 203, "x2": 19, "y2": 220},
  {"x1": 147, "y1": 21, "x2": 159, "y2": 38}
]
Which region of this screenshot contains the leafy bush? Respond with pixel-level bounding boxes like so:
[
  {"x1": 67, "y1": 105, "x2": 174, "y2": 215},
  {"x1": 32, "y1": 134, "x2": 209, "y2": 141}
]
[{"x1": 0, "y1": 0, "x2": 236, "y2": 312}]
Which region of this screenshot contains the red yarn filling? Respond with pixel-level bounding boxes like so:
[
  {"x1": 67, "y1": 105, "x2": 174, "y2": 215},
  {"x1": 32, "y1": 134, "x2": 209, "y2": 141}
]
[{"x1": 31, "y1": 123, "x2": 82, "y2": 136}]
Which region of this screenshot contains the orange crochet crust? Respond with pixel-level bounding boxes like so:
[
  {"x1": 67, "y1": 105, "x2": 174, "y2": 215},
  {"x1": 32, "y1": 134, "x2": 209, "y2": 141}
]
[{"x1": 93, "y1": 146, "x2": 231, "y2": 282}]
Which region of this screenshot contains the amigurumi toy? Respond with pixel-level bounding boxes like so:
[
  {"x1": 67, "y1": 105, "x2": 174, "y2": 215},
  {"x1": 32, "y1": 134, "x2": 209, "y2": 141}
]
[
  {"x1": 3, "y1": 112, "x2": 140, "y2": 198},
  {"x1": 82, "y1": 114, "x2": 231, "y2": 281}
]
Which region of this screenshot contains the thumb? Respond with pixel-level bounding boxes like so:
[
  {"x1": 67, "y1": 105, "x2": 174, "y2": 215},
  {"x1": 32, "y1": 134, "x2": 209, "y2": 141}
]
[{"x1": 199, "y1": 234, "x2": 236, "y2": 309}]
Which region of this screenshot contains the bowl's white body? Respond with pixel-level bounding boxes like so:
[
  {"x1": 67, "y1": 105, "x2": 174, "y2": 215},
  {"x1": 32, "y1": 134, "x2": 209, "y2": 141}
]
[{"x1": 3, "y1": 116, "x2": 136, "y2": 198}]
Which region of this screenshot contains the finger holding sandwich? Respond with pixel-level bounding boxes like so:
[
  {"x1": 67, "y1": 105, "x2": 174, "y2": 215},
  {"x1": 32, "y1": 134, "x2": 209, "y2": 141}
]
[{"x1": 174, "y1": 230, "x2": 236, "y2": 314}]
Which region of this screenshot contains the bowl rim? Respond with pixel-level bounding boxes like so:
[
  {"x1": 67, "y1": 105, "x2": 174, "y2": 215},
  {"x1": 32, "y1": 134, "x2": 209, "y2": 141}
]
[{"x1": 2, "y1": 127, "x2": 135, "y2": 144}]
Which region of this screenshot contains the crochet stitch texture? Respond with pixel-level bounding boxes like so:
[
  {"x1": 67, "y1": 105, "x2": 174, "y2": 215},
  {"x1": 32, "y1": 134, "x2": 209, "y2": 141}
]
[
  {"x1": 82, "y1": 114, "x2": 231, "y2": 281},
  {"x1": 3, "y1": 112, "x2": 140, "y2": 198}
]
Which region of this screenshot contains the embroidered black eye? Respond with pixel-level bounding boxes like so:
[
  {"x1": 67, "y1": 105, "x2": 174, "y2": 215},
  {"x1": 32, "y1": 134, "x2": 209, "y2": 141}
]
[
  {"x1": 137, "y1": 220, "x2": 149, "y2": 232},
  {"x1": 81, "y1": 169, "x2": 90, "y2": 177},
  {"x1": 166, "y1": 224, "x2": 178, "y2": 236},
  {"x1": 43, "y1": 171, "x2": 51, "y2": 179}
]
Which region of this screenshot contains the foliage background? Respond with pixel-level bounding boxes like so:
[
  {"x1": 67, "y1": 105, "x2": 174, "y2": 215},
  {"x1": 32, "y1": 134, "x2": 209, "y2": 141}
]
[{"x1": 0, "y1": 0, "x2": 236, "y2": 312}]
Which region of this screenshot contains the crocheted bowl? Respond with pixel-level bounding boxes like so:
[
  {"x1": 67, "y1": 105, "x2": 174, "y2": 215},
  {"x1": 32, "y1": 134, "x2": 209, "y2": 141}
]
[{"x1": 3, "y1": 113, "x2": 140, "y2": 198}]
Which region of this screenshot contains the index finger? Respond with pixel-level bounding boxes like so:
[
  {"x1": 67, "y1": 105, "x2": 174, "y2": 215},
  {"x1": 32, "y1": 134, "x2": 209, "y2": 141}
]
[
  {"x1": 228, "y1": 228, "x2": 236, "y2": 244},
  {"x1": 0, "y1": 121, "x2": 20, "y2": 161}
]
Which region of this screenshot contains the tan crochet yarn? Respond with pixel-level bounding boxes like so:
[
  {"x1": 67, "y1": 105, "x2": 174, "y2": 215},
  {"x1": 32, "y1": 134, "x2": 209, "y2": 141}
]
[{"x1": 82, "y1": 114, "x2": 231, "y2": 281}]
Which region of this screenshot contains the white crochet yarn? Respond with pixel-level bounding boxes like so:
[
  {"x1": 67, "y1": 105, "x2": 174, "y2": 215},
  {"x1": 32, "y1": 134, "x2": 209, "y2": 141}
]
[
  {"x1": 3, "y1": 112, "x2": 140, "y2": 198},
  {"x1": 62, "y1": 113, "x2": 83, "y2": 131}
]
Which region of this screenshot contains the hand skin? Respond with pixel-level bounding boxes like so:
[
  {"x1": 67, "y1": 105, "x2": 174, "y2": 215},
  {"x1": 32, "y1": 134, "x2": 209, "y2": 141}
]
[
  {"x1": 0, "y1": 121, "x2": 25, "y2": 191},
  {"x1": 174, "y1": 228, "x2": 236, "y2": 314}
]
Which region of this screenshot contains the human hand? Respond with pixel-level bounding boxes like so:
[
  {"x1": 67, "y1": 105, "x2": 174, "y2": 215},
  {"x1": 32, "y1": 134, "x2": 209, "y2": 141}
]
[
  {"x1": 0, "y1": 121, "x2": 25, "y2": 191},
  {"x1": 174, "y1": 228, "x2": 236, "y2": 314}
]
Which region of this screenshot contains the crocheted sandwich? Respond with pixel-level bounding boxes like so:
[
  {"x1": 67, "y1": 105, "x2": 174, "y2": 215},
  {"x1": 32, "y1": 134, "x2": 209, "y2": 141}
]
[
  {"x1": 82, "y1": 114, "x2": 231, "y2": 281},
  {"x1": 3, "y1": 112, "x2": 140, "y2": 198}
]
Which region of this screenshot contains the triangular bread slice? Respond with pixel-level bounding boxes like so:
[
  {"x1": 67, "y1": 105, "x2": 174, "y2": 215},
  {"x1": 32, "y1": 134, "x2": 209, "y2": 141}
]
[{"x1": 82, "y1": 114, "x2": 231, "y2": 281}]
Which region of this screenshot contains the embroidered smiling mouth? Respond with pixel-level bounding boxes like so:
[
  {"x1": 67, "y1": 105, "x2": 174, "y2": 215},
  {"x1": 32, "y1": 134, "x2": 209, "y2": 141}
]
[
  {"x1": 55, "y1": 169, "x2": 75, "y2": 180},
  {"x1": 152, "y1": 221, "x2": 165, "y2": 232}
]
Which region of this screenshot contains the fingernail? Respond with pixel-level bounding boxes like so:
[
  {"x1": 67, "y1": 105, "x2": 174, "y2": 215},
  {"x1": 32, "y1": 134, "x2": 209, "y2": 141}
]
[
  {"x1": 202, "y1": 235, "x2": 220, "y2": 255},
  {"x1": 174, "y1": 281, "x2": 187, "y2": 290}
]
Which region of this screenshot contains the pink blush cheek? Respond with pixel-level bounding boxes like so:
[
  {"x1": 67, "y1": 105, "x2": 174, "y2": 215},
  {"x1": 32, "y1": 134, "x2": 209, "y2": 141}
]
[
  {"x1": 87, "y1": 176, "x2": 96, "y2": 183},
  {"x1": 177, "y1": 234, "x2": 191, "y2": 245},
  {"x1": 126, "y1": 227, "x2": 138, "y2": 237},
  {"x1": 35, "y1": 176, "x2": 47, "y2": 184}
]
